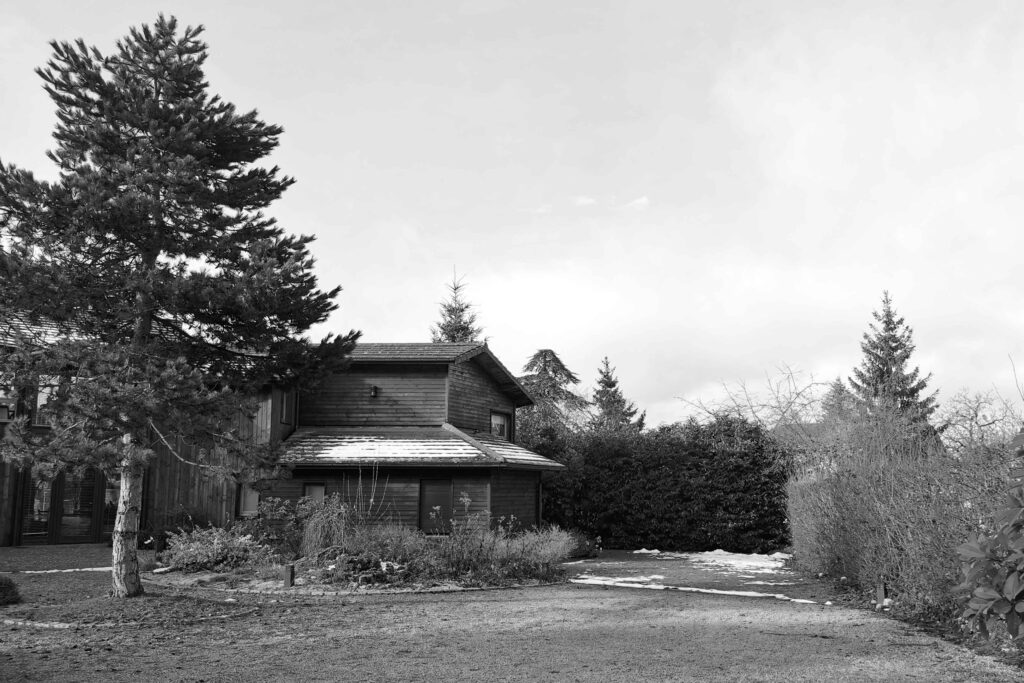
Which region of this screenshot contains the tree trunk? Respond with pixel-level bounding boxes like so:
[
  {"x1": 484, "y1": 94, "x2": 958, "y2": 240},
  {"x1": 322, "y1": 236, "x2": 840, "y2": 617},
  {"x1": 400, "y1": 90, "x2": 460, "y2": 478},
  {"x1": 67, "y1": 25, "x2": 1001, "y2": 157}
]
[{"x1": 111, "y1": 456, "x2": 145, "y2": 598}]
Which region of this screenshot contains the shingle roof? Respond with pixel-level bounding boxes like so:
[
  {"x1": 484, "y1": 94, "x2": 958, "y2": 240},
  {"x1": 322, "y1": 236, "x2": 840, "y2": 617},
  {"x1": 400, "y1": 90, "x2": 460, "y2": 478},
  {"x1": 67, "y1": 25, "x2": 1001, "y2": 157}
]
[
  {"x1": 281, "y1": 424, "x2": 563, "y2": 471},
  {"x1": 350, "y1": 343, "x2": 484, "y2": 363}
]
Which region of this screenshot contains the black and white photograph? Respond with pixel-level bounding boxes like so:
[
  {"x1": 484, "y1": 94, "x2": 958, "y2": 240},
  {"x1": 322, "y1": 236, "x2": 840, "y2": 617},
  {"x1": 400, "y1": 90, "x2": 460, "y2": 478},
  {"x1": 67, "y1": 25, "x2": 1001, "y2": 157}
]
[{"x1": 2, "y1": 2, "x2": 1024, "y2": 681}]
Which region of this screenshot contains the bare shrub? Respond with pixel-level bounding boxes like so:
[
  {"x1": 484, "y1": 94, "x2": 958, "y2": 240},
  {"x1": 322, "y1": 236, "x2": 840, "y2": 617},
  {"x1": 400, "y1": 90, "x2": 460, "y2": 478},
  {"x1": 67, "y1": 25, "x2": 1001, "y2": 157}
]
[{"x1": 788, "y1": 407, "x2": 1017, "y2": 621}]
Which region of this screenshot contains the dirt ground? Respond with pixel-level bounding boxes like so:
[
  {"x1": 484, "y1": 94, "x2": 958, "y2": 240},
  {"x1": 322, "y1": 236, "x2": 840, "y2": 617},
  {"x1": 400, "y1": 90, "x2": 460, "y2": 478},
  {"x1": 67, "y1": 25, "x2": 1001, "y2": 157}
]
[{"x1": 1, "y1": 545, "x2": 1022, "y2": 682}]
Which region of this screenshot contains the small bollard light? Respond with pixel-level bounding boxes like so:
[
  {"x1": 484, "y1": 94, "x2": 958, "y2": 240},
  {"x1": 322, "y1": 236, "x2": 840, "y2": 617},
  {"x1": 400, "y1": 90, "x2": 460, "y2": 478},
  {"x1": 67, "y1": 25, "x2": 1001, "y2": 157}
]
[{"x1": 282, "y1": 563, "x2": 295, "y2": 588}]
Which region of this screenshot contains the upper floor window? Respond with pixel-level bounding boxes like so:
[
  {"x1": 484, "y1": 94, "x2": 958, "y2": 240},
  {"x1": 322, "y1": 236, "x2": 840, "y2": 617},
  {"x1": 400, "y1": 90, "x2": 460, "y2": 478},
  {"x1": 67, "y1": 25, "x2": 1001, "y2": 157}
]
[
  {"x1": 280, "y1": 390, "x2": 296, "y2": 425},
  {"x1": 490, "y1": 411, "x2": 511, "y2": 440},
  {"x1": 32, "y1": 376, "x2": 58, "y2": 427}
]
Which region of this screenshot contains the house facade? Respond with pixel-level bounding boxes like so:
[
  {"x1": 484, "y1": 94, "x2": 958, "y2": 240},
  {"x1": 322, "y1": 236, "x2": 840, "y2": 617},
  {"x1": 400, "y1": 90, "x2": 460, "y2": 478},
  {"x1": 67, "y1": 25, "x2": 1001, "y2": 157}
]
[
  {"x1": 258, "y1": 342, "x2": 563, "y2": 530},
  {"x1": 0, "y1": 341, "x2": 561, "y2": 544}
]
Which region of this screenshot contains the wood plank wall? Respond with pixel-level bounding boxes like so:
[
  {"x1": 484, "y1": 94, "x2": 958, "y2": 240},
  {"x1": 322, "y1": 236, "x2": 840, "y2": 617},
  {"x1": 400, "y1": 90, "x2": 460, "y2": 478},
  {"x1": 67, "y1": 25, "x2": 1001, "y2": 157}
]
[
  {"x1": 0, "y1": 461, "x2": 17, "y2": 545},
  {"x1": 490, "y1": 470, "x2": 540, "y2": 528},
  {"x1": 142, "y1": 389, "x2": 278, "y2": 531},
  {"x1": 447, "y1": 360, "x2": 516, "y2": 434},
  {"x1": 298, "y1": 365, "x2": 448, "y2": 427},
  {"x1": 263, "y1": 467, "x2": 493, "y2": 529}
]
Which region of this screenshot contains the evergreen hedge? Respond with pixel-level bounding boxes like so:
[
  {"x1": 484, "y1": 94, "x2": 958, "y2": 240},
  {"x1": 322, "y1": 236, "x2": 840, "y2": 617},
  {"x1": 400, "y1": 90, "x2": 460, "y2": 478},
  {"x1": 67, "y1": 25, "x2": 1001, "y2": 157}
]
[{"x1": 545, "y1": 415, "x2": 790, "y2": 553}]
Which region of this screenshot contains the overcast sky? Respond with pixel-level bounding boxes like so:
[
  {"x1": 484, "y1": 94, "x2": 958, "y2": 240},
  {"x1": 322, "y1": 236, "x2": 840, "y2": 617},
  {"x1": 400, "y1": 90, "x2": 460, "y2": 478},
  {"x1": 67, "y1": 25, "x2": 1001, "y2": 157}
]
[{"x1": 3, "y1": 1, "x2": 1024, "y2": 426}]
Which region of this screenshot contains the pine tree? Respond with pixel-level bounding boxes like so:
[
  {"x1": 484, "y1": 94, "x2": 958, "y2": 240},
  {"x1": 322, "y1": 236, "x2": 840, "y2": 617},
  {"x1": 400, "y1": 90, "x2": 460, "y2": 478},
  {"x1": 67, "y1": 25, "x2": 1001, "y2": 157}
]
[
  {"x1": 430, "y1": 272, "x2": 483, "y2": 343},
  {"x1": 591, "y1": 357, "x2": 644, "y2": 431},
  {"x1": 820, "y1": 377, "x2": 858, "y2": 424},
  {"x1": 848, "y1": 292, "x2": 937, "y2": 422},
  {"x1": 0, "y1": 16, "x2": 358, "y2": 597},
  {"x1": 517, "y1": 349, "x2": 589, "y2": 446}
]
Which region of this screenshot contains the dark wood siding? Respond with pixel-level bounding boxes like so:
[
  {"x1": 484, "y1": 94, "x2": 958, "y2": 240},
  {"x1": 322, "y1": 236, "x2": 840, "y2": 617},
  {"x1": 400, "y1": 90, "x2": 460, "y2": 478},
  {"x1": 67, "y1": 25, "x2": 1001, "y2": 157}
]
[
  {"x1": 142, "y1": 390, "x2": 276, "y2": 531},
  {"x1": 490, "y1": 470, "x2": 540, "y2": 528},
  {"x1": 263, "y1": 467, "x2": 492, "y2": 529},
  {"x1": 299, "y1": 365, "x2": 448, "y2": 427},
  {"x1": 0, "y1": 461, "x2": 18, "y2": 545},
  {"x1": 447, "y1": 360, "x2": 516, "y2": 434}
]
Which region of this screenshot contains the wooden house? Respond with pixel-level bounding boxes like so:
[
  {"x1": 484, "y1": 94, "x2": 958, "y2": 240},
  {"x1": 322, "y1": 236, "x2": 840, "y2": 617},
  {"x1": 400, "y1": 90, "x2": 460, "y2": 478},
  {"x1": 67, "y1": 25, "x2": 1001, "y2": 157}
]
[
  {"x1": 258, "y1": 342, "x2": 563, "y2": 530},
  {"x1": 0, "y1": 340, "x2": 561, "y2": 544}
]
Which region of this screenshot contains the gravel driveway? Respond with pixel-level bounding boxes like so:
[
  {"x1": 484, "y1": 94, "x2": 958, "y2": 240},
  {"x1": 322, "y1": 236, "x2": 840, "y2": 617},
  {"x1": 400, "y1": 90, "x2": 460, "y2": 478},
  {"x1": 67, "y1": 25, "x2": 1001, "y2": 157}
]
[{"x1": 1, "y1": 545, "x2": 1022, "y2": 682}]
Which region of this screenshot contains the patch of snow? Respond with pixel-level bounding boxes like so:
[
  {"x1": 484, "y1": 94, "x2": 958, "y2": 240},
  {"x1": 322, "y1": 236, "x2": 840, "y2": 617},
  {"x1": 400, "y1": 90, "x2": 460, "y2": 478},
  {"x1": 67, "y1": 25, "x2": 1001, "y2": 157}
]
[
  {"x1": 572, "y1": 575, "x2": 816, "y2": 605},
  {"x1": 8, "y1": 567, "x2": 111, "y2": 574},
  {"x1": 686, "y1": 550, "x2": 791, "y2": 574},
  {"x1": 633, "y1": 549, "x2": 661, "y2": 555}
]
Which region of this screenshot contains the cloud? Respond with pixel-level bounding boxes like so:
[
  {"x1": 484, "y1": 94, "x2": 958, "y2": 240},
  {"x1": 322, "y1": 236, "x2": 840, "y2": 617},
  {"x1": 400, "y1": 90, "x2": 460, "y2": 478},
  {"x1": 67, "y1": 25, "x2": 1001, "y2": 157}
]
[
  {"x1": 573, "y1": 195, "x2": 597, "y2": 206},
  {"x1": 623, "y1": 195, "x2": 649, "y2": 210}
]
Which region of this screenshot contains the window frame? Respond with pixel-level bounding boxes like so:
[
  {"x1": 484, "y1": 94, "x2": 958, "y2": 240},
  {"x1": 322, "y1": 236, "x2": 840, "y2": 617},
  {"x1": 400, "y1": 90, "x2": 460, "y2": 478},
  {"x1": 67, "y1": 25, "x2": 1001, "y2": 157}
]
[
  {"x1": 238, "y1": 484, "x2": 260, "y2": 518},
  {"x1": 280, "y1": 389, "x2": 296, "y2": 425},
  {"x1": 302, "y1": 482, "x2": 326, "y2": 504},
  {"x1": 489, "y1": 410, "x2": 512, "y2": 441}
]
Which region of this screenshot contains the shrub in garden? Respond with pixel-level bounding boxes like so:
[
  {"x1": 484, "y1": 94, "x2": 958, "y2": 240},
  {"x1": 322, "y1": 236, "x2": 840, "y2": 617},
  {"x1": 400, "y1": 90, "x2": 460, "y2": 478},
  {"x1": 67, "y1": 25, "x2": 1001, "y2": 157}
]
[
  {"x1": 299, "y1": 504, "x2": 575, "y2": 586},
  {"x1": 958, "y1": 486, "x2": 1024, "y2": 638},
  {"x1": 161, "y1": 525, "x2": 275, "y2": 572},
  {"x1": 572, "y1": 415, "x2": 790, "y2": 552},
  {"x1": 787, "y1": 407, "x2": 1015, "y2": 623},
  {"x1": 0, "y1": 576, "x2": 21, "y2": 605}
]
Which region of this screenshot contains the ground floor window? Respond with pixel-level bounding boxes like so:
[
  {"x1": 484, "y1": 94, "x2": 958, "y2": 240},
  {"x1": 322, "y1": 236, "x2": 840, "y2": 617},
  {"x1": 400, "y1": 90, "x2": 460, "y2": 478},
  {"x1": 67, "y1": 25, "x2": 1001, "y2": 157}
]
[
  {"x1": 303, "y1": 483, "x2": 326, "y2": 504},
  {"x1": 16, "y1": 468, "x2": 117, "y2": 544},
  {"x1": 419, "y1": 479, "x2": 452, "y2": 534},
  {"x1": 238, "y1": 484, "x2": 260, "y2": 517}
]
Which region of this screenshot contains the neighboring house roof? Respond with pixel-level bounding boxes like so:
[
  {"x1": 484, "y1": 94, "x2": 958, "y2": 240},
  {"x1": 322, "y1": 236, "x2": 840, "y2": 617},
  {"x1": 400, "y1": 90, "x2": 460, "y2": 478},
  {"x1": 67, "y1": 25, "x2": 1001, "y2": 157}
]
[
  {"x1": 281, "y1": 423, "x2": 563, "y2": 471},
  {"x1": 0, "y1": 311, "x2": 65, "y2": 347},
  {"x1": 350, "y1": 342, "x2": 533, "y2": 407}
]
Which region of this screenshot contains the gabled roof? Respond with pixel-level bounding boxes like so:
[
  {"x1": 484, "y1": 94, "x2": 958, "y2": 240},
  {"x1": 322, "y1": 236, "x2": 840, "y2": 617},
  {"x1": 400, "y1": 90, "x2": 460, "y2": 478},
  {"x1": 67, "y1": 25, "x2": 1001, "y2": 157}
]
[
  {"x1": 349, "y1": 342, "x2": 533, "y2": 407},
  {"x1": 281, "y1": 423, "x2": 563, "y2": 471}
]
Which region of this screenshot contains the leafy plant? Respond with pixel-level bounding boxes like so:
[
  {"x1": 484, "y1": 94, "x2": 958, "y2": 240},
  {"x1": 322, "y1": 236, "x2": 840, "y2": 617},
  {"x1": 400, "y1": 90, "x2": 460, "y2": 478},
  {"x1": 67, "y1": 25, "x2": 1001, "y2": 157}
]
[
  {"x1": 161, "y1": 525, "x2": 275, "y2": 572},
  {"x1": 0, "y1": 576, "x2": 21, "y2": 605},
  {"x1": 958, "y1": 487, "x2": 1024, "y2": 638}
]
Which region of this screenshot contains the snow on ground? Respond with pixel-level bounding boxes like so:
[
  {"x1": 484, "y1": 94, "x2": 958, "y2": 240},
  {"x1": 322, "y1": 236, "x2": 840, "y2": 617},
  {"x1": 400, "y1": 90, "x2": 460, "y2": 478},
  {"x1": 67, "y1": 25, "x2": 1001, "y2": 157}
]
[
  {"x1": 568, "y1": 548, "x2": 816, "y2": 604},
  {"x1": 631, "y1": 548, "x2": 791, "y2": 574},
  {"x1": 2, "y1": 567, "x2": 111, "y2": 574},
  {"x1": 571, "y1": 574, "x2": 816, "y2": 604}
]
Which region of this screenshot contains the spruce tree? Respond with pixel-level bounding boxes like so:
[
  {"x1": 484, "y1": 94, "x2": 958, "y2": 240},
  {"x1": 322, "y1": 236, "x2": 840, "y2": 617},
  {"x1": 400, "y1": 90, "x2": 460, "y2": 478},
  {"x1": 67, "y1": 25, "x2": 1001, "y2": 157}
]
[
  {"x1": 0, "y1": 16, "x2": 358, "y2": 597},
  {"x1": 848, "y1": 292, "x2": 937, "y2": 422},
  {"x1": 820, "y1": 377, "x2": 858, "y2": 424},
  {"x1": 430, "y1": 273, "x2": 483, "y2": 343},
  {"x1": 591, "y1": 357, "x2": 644, "y2": 431}
]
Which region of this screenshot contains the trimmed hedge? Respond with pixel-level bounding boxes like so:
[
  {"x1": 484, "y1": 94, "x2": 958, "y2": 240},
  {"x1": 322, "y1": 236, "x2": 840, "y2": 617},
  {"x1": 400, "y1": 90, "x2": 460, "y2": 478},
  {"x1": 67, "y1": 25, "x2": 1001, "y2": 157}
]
[{"x1": 548, "y1": 415, "x2": 790, "y2": 552}]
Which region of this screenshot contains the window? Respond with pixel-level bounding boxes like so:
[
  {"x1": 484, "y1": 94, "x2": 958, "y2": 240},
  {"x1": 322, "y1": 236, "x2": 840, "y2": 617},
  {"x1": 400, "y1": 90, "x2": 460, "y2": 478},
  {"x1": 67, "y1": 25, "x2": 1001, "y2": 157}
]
[
  {"x1": 239, "y1": 485, "x2": 260, "y2": 517},
  {"x1": 32, "y1": 376, "x2": 58, "y2": 426},
  {"x1": 280, "y1": 390, "x2": 296, "y2": 425},
  {"x1": 0, "y1": 373, "x2": 17, "y2": 422},
  {"x1": 303, "y1": 483, "x2": 326, "y2": 504},
  {"x1": 490, "y1": 412, "x2": 511, "y2": 440}
]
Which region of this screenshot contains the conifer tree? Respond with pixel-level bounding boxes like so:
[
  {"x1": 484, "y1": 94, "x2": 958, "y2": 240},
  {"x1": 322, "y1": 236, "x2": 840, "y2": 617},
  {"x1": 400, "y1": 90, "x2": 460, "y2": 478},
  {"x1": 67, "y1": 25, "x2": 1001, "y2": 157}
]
[
  {"x1": 591, "y1": 357, "x2": 645, "y2": 431},
  {"x1": 430, "y1": 272, "x2": 483, "y2": 343},
  {"x1": 820, "y1": 377, "x2": 858, "y2": 424},
  {"x1": 0, "y1": 16, "x2": 358, "y2": 597},
  {"x1": 517, "y1": 349, "x2": 589, "y2": 446},
  {"x1": 848, "y1": 292, "x2": 937, "y2": 422}
]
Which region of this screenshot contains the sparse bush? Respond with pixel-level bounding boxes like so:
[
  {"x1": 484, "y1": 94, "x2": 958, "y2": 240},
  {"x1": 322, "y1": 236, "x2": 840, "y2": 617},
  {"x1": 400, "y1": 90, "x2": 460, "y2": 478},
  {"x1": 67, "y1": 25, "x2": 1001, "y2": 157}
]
[
  {"x1": 161, "y1": 525, "x2": 276, "y2": 572},
  {"x1": 787, "y1": 407, "x2": 1016, "y2": 623},
  {"x1": 299, "y1": 503, "x2": 574, "y2": 587},
  {"x1": 0, "y1": 576, "x2": 21, "y2": 605}
]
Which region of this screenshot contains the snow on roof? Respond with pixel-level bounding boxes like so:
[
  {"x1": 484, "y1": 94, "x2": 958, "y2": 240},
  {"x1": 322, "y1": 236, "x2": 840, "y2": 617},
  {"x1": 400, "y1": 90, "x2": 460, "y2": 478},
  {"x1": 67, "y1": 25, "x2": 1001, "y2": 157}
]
[{"x1": 281, "y1": 423, "x2": 563, "y2": 471}]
